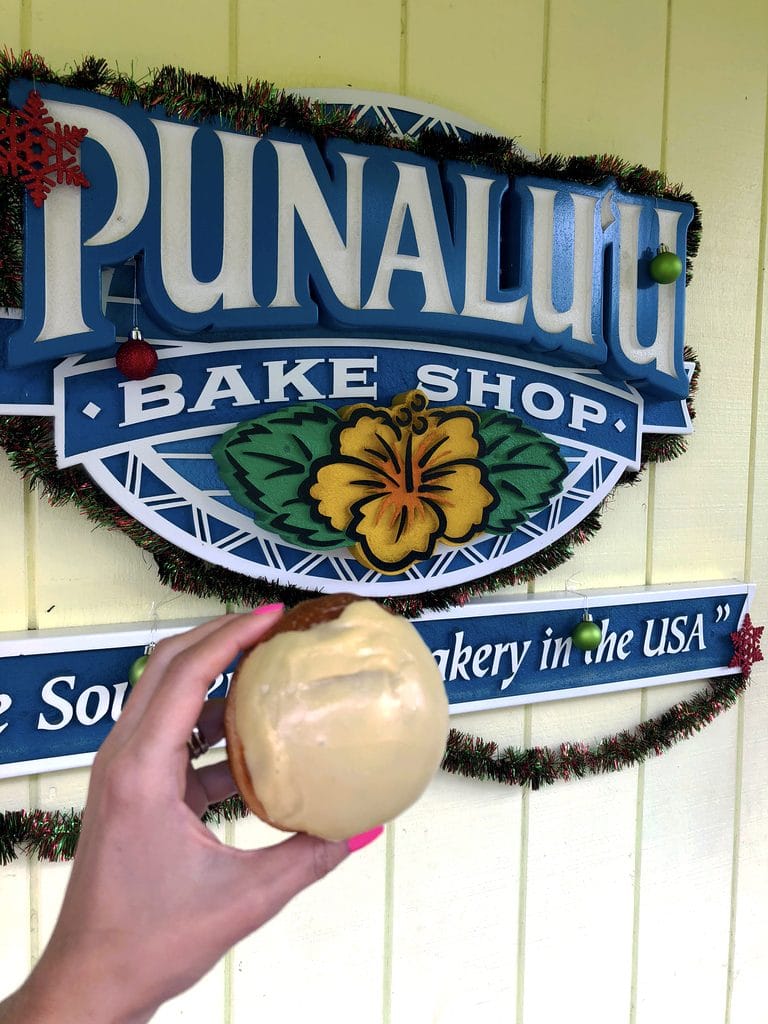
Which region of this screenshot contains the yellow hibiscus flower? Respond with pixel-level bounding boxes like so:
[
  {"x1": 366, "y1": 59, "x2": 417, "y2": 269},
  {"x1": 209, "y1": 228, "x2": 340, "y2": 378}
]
[{"x1": 306, "y1": 390, "x2": 497, "y2": 574}]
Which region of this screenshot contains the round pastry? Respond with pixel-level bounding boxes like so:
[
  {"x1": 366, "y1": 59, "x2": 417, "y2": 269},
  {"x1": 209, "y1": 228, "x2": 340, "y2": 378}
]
[{"x1": 225, "y1": 594, "x2": 449, "y2": 840}]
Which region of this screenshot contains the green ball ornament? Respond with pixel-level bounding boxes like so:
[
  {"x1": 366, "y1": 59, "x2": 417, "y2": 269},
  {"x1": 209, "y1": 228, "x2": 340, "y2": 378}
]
[
  {"x1": 649, "y1": 246, "x2": 683, "y2": 284},
  {"x1": 128, "y1": 654, "x2": 150, "y2": 686},
  {"x1": 571, "y1": 613, "x2": 602, "y2": 652}
]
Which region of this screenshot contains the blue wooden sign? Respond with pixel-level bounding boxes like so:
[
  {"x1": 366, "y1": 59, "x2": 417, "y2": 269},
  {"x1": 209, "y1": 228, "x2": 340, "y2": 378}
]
[
  {"x1": 0, "y1": 85, "x2": 696, "y2": 597},
  {"x1": 0, "y1": 582, "x2": 753, "y2": 779}
]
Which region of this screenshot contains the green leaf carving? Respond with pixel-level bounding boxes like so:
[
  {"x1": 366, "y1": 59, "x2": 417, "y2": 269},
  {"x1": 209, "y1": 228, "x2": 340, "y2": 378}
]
[
  {"x1": 478, "y1": 410, "x2": 568, "y2": 534},
  {"x1": 212, "y1": 403, "x2": 348, "y2": 549}
]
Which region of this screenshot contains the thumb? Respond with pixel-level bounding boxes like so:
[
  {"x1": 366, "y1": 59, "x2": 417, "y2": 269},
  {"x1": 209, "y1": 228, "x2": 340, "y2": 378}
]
[{"x1": 237, "y1": 827, "x2": 384, "y2": 928}]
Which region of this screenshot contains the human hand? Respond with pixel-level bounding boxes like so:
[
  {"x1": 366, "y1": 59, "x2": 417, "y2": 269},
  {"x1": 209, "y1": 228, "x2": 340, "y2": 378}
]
[{"x1": 0, "y1": 608, "x2": 381, "y2": 1023}]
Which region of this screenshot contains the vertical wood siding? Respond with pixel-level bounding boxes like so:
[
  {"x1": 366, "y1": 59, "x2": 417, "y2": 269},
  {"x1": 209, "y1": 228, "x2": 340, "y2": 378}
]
[{"x1": 0, "y1": 2, "x2": 766, "y2": 1021}]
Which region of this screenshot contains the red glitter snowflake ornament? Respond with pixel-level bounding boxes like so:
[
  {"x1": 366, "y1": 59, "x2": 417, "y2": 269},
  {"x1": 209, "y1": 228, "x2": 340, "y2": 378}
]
[
  {"x1": 0, "y1": 90, "x2": 90, "y2": 206},
  {"x1": 729, "y1": 614, "x2": 764, "y2": 678}
]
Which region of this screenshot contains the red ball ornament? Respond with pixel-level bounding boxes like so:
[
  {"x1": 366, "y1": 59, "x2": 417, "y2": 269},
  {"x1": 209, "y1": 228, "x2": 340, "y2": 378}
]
[{"x1": 116, "y1": 328, "x2": 158, "y2": 380}]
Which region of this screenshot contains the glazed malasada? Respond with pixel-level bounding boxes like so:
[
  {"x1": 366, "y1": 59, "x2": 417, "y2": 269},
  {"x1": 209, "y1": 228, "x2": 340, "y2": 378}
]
[{"x1": 225, "y1": 595, "x2": 449, "y2": 840}]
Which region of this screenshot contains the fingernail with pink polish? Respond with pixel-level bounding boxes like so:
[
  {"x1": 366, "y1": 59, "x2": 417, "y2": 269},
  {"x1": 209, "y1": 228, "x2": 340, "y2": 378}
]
[
  {"x1": 252, "y1": 603, "x2": 284, "y2": 616},
  {"x1": 346, "y1": 826, "x2": 384, "y2": 853}
]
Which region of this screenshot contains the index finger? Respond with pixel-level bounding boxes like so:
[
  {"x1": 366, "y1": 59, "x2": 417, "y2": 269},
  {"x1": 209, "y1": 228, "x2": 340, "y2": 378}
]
[
  {"x1": 133, "y1": 606, "x2": 284, "y2": 760},
  {"x1": 115, "y1": 614, "x2": 244, "y2": 736}
]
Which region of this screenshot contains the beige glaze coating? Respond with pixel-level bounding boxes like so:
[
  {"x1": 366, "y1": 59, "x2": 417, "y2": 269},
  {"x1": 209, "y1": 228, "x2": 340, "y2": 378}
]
[{"x1": 232, "y1": 600, "x2": 449, "y2": 840}]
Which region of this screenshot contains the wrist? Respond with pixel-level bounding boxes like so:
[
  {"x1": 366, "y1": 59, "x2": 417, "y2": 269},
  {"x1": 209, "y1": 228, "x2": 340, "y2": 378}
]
[{"x1": 2, "y1": 950, "x2": 157, "y2": 1024}]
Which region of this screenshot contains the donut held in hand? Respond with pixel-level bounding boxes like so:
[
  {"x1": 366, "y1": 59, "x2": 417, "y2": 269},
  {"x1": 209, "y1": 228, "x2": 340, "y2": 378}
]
[{"x1": 225, "y1": 595, "x2": 449, "y2": 840}]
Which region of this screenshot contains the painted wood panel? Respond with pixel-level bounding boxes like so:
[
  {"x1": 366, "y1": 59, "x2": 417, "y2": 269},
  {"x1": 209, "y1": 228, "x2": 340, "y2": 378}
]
[
  {"x1": 0, "y1": 0, "x2": 20, "y2": 55},
  {"x1": 31, "y1": 496, "x2": 226, "y2": 630},
  {"x1": 523, "y1": 771, "x2": 641, "y2": 1022},
  {"x1": 235, "y1": 0, "x2": 401, "y2": 93},
  {"x1": 634, "y1": 6, "x2": 765, "y2": 1015},
  {"x1": 546, "y1": 0, "x2": 669, "y2": 169},
  {"x1": 634, "y1": 697, "x2": 739, "y2": 1024},
  {"x1": 728, "y1": 130, "x2": 768, "y2": 1020},
  {"x1": 729, "y1": 675, "x2": 768, "y2": 1022},
  {"x1": 389, "y1": 710, "x2": 526, "y2": 1024},
  {"x1": 405, "y1": 0, "x2": 545, "y2": 141},
  {"x1": 633, "y1": 4, "x2": 766, "y2": 1020},
  {"x1": 651, "y1": 0, "x2": 766, "y2": 583},
  {"x1": 231, "y1": 813, "x2": 387, "y2": 1024},
  {"x1": 0, "y1": 452, "x2": 28, "y2": 629},
  {"x1": 25, "y1": 0, "x2": 231, "y2": 79},
  {"x1": 521, "y1": 2, "x2": 668, "y2": 1018},
  {"x1": 519, "y1": 693, "x2": 643, "y2": 1023},
  {"x1": 541, "y1": 480, "x2": 653, "y2": 593}
]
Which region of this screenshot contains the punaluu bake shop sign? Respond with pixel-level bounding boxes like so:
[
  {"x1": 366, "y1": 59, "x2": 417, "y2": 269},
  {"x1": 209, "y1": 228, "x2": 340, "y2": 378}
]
[{"x1": 0, "y1": 80, "x2": 696, "y2": 597}]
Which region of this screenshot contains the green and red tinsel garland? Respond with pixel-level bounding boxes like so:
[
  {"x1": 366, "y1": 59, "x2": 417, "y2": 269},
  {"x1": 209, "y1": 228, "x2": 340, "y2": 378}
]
[
  {"x1": 0, "y1": 669, "x2": 750, "y2": 864},
  {"x1": 0, "y1": 52, "x2": 702, "y2": 612}
]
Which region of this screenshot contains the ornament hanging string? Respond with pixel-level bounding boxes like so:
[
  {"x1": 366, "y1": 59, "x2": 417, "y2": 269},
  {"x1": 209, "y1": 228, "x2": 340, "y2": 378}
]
[{"x1": 115, "y1": 261, "x2": 158, "y2": 380}]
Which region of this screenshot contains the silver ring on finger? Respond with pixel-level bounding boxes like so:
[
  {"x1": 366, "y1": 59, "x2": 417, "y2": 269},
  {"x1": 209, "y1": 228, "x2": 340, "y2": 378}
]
[{"x1": 187, "y1": 726, "x2": 210, "y2": 759}]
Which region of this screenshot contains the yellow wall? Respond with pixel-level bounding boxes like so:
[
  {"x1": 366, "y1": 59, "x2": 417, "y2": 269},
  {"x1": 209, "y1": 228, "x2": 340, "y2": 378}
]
[{"x1": 1, "y1": 1, "x2": 767, "y2": 1021}]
